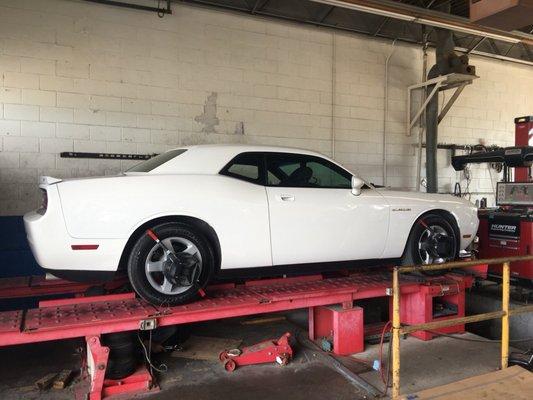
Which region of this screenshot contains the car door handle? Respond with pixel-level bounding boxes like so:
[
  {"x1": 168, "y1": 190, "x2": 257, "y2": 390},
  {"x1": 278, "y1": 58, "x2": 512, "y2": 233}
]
[{"x1": 278, "y1": 194, "x2": 295, "y2": 202}]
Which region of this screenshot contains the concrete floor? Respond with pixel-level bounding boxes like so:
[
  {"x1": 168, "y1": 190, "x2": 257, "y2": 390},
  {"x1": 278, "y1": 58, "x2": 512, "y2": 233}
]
[
  {"x1": 0, "y1": 310, "x2": 517, "y2": 400},
  {"x1": 0, "y1": 339, "x2": 82, "y2": 400},
  {"x1": 467, "y1": 283, "x2": 533, "y2": 351},
  {"x1": 358, "y1": 332, "x2": 506, "y2": 395},
  {"x1": 147, "y1": 316, "x2": 370, "y2": 400}
]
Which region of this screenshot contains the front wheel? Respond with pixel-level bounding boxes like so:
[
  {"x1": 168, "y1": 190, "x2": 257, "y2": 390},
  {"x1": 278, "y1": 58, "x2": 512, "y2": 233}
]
[
  {"x1": 127, "y1": 222, "x2": 214, "y2": 306},
  {"x1": 401, "y1": 214, "x2": 458, "y2": 274}
]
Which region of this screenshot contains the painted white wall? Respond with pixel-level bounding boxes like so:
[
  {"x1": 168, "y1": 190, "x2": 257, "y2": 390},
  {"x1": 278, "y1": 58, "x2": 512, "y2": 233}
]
[{"x1": 0, "y1": 0, "x2": 532, "y2": 215}]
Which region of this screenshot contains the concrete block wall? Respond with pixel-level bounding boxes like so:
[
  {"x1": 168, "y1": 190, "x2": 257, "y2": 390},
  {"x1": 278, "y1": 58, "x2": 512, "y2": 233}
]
[{"x1": 0, "y1": 0, "x2": 532, "y2": 215}]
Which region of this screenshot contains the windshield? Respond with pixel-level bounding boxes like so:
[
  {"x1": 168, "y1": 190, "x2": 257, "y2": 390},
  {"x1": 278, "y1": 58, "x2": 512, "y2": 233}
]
[{"x1": 127, "y1": 149, "x2": 187, "y2": 172}]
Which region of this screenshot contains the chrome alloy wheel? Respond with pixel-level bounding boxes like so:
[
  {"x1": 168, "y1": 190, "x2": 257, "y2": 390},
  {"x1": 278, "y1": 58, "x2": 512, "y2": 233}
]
[
  {"x1": 145, "y1": 237, "x2": 202, "y2": 295},
  {"x1": 417, "y1": 225, "x2": 455, "y2": 265}
]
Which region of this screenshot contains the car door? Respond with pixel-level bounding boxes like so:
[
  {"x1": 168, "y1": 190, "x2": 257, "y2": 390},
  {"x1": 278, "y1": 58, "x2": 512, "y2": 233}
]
[
  {"x1": 265, "y1": 152, "x2": 390, "y2": 266},
  {"x1": 218, "y1": 152, "x2": 273, "y2": 269}
]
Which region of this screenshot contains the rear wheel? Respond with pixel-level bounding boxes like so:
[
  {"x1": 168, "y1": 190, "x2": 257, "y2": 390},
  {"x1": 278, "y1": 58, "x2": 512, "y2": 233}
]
[
  {"x1": 127, "y1": 222, "x2": 214, "y2": 305},
  {"x1": 402, "y1": 214, "x2": 458, "y2": 275}
]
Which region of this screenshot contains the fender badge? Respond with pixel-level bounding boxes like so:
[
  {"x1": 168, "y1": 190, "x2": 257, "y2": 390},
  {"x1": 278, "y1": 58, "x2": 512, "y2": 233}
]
[{"x1": 392, "y1": 208, "x2": 411, "y2": 212}]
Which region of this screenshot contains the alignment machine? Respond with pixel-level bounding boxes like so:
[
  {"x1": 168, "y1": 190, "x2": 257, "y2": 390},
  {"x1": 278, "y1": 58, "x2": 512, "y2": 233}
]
[{"x1": 452, "y1": 116, "x2": 533, "y2": 284}]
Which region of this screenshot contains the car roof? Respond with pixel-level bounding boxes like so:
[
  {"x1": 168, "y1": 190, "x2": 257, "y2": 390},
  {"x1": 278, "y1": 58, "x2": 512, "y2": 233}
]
[
  {"x1": 181, "y1": 143, "x2": 323, "y2": 154},
  {"x1": 146, "y1": 144, "x2": 331, "y2": 175}
]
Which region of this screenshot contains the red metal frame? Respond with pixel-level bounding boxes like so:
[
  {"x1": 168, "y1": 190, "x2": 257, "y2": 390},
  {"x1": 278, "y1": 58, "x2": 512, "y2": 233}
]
[
  {"x1": 39, "y1": 292, "x2": 136, "y2": 308},
  {"x1": 0, "y1": 274, "x2": 127, "y2": 300},
  {"x1": 85, "y1": 335, "x2": 157, "y2": 400},
  {"x1": 0, "y1": 271, "x2": 421, "y2": 347},
  {"x1": 219, "y1": 332, "x2": 293, "y2": 372},
  {"x1": 398, "y1": 274, "x2": 473, "y2": 340},
  {"x1": 0, "y1": 271, "x2": 477, "y2": 348},
  {"x1": 514, "y1": 116, "x2": 532, "y2": 181},
  {"x1": 0, "y1": 269, "x2": 478, "y2": 398},
  {"x1": 309, "y1": 305, "x2": 364, "y2": 355}
]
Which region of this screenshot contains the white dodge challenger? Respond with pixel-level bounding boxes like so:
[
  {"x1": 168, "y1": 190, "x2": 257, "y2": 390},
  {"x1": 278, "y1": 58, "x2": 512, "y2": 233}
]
[{"x1": 24, "y1": 145, "x2": 478, "y2": 305}]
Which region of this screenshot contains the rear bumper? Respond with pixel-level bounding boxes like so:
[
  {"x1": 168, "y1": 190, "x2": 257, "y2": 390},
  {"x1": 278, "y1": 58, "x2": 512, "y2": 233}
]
[{"x1": 23, "y1": 190, "x2": 125, "y2": 273}]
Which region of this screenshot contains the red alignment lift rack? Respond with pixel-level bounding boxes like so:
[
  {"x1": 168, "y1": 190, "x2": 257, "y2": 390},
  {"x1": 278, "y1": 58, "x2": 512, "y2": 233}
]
[
  {"x1": 0, "y1": 273, "x2": 407, "y2": 346},
  {"x1": 0, "y1": 270, "x2": 477, "y2": 399}
]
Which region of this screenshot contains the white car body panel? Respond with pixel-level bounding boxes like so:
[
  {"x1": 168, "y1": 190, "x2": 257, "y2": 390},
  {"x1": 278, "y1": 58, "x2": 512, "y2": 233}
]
[
  {"x1": 377, "y1": 190, "x2": 479, "y2": 257},
  {"x1": 24, "y1": 186, "x2": 126, "y2": 271},
  {"x1": 46, "y1": 174, "x2": 272, "y2": 270},
  {"x1": 266, "y1": 187, "x2": 389, "y2": 265},
  {"x1": 23, "y1": 144, "x2": 479, "y2": 274}
]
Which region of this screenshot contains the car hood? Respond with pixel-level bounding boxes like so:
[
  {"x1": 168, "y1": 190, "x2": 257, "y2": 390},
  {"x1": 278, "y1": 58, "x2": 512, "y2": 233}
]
[{"x1": 374, "y1": 188, "x2": 474, "y2": 207}]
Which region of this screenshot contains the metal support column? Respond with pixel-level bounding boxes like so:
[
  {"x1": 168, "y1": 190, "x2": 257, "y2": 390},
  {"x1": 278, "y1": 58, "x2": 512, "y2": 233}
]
[
  {"x1": 392, "y1": 267, "x2": 401, "y2": 399},
  {"x1": 501, "y1": 262, "x2": 510, "y2": 369}
]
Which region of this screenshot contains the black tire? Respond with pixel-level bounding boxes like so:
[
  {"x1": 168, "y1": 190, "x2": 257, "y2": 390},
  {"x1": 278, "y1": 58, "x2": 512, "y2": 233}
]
[
  {"x1": 127, "y1": 222, "x2": 214, "y2": 306},
  {"x1": 101, "y1": 332, "x2": 139, "y2": 380},
  {"x1": 401, "y1": 213, "x2": 458, "y2": 275}
]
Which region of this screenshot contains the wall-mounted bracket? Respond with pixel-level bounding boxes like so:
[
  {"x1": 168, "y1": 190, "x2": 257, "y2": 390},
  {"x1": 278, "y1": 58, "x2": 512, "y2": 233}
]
[
  {"x1": 406, "y1": 73, "x2": 479, "y2": 137},
  {"x1": 60, "y1": 152, "x2": 156, "y2": 160},
  {"x1": 407, "y1": 73, "x2": 478, "y2": 192}
]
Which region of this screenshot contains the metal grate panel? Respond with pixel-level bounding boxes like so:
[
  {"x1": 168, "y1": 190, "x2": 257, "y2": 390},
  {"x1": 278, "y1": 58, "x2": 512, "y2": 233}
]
[
  {"x1": 0, "y1": 310, "x2": 23, "y2": 334},
  {"x1": 0, "y1": 271, "x2": 472, "y2": 346},
  {"x1": 23, "y1": 298, "x2": 157, "y2": 332}
]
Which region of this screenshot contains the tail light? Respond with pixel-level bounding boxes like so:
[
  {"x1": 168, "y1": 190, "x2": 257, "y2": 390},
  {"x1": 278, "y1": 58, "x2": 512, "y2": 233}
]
[{"x1": 37, "y1": 189, "x2": 48, "y2": 215}]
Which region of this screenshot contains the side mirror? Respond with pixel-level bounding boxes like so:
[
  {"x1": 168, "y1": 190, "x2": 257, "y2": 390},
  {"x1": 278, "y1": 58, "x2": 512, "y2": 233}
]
[{"x1": 351, "y1": 176, "x2": 365, "y2": 196}]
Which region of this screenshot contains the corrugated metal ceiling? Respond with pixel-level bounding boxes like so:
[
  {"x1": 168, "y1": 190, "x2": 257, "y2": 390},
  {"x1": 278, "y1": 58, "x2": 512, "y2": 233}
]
[{"x1": 178, "y1": 0, "x2": 533, "y2": 65}]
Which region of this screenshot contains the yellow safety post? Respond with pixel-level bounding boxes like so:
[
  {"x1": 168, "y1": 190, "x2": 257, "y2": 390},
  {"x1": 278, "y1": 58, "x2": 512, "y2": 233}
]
[
  {"x1": 392, "y1": 267, "x2": 401, "y2": 399},
  {"x1": 501, "y1": 262, "x2": 510, "y2": 369},
  {"x1": 388, "y1": 256, "x2": 533, "y2": 397}
]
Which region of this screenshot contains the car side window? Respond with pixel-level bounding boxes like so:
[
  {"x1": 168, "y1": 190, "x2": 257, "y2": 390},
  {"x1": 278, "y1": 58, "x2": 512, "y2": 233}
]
[
  {"x1": 266, "y1": 153, "x2": 352, "y2": 189},
  {"x1": 220, "y1": 152, "x2": 264, "y2": 184}
]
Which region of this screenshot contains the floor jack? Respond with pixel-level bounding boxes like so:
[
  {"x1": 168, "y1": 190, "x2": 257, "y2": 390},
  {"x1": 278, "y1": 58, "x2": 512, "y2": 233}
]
[{"x1": 218, "y1": 333, "x2": 293, "y2": 372}]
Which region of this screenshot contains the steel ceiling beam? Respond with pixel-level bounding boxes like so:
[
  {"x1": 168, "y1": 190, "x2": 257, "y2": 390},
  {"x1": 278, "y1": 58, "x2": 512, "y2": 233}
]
[
  {"x1": 179, "y1": 0, "x2": 533, "y2": 66},
  {"x1": 466, "y1": 36, "x2": 486, "y2": 54},
  {"x1": 252, "y1": 0, "x2": 269, "y2": 14},
  {"x1": 373, "y1": 17, "x2": 389, "y2": 36},
  {"x1": 521, "y1": 43, "x2": 533, "y2": 61},
  {"x1": 519, "y1": 27, "x2": 533, "y2": 60},
  {"x1": 372, "y1": 0, "x2": 407, "y2": 38},
  {"x1": 318, "y1": 5, "x2": 335, "y2": 23},
  {"x1": 487, "y1": 39, "x2": 501, "y2": 56},
  {"x1": 85, "y1": 0, "x2": 172, "y2": 14},
  {"x1": 309, "y1": 0, "x2": 533, "y2": 45},
  {"x1": 182, "y1": 0, "x2": 392, "y2": 39}
]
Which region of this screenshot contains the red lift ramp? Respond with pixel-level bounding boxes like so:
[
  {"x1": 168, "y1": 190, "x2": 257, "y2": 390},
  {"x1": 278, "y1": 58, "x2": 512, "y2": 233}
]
[
  {"x1": 0, "y1": 272, "x2": 413, "y2": 346},
  {"x1": 0, "y1": 270, "x2": 477, "y2": 399}
]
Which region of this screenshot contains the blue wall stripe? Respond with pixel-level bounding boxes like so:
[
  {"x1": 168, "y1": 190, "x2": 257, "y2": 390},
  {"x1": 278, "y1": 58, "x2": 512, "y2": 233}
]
[{"x1": 0, "y1": 217, "x2": 41, "y2": 278}]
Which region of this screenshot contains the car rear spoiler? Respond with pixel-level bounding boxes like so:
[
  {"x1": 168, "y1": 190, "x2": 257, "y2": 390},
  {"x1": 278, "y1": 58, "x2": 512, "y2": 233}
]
[
  {"x1": 39, "y1": 176, "x2": 62, "y2": 189},
  {"x1": 452, "y1": 146, "x2": 533, "y2": 171}
]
